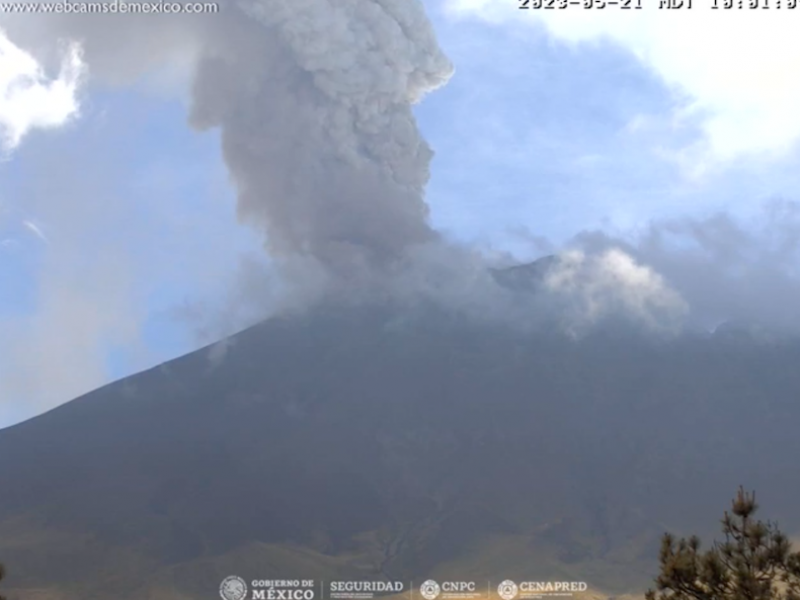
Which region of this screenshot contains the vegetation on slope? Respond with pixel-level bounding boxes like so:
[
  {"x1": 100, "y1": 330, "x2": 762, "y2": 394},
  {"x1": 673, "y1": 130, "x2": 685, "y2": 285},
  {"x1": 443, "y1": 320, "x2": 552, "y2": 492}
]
[{"x1": 647, "y1": 488, "x2": 800, "y2": 600}]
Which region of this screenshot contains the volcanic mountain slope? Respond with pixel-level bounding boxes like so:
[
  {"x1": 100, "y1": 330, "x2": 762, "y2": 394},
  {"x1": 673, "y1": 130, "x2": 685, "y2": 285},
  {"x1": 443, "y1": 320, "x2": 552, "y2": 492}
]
[{"x1": 1, "y1": 302, "x2": 800, "y2": 599}]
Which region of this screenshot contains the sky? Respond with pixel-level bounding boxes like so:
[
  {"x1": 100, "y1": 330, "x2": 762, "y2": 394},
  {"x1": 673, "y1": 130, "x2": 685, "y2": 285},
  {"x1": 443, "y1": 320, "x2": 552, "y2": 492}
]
[{"x1": 2, "y1": 0, "x2": 800, "y2": 427}]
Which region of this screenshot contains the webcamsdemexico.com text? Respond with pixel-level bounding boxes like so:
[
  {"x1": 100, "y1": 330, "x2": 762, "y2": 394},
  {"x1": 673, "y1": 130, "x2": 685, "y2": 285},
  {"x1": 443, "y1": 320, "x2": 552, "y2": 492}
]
[{"x1": 0, "y1": 0, "x2": 219, "y2": 14}]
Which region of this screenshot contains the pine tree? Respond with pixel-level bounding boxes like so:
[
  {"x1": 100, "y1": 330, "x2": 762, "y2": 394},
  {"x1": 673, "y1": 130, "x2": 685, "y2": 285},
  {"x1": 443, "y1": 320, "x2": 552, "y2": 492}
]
[{"x1": 645, "y1": 487, "x2": 800, "y2": 600}]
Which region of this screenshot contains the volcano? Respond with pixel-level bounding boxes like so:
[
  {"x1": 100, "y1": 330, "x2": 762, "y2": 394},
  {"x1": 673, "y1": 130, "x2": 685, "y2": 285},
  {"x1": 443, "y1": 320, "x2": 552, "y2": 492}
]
[{"x1": 1, "y1": 296, "x2": 800, "y2": 599}]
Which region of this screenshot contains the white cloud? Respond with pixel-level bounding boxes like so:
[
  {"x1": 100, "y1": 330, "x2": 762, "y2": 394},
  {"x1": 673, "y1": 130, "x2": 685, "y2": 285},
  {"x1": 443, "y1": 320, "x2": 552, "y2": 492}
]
[
  {"x1": 443, "y1": 1, "x2": 800, "y2": 166},
  {"x1": 22, "y1": 219, "x2": 49, "y2": 244},
  {"x1": 0, "y1": 29, "x2": 84, "y2": 152},
  {"x1": 544, "y1": 247, "x2": 688, "y2": 335},
  {"x1": 562, "y1": 198, "x2": 800, "y2": 334}
]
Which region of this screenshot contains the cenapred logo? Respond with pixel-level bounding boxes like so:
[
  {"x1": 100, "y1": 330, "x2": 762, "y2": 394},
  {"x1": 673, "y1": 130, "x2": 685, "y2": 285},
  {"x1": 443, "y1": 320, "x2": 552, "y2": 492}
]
[
  {"x1": 516, "y1": 581, "x2": 588, "y2": 597},
  {"x1": 497, "y1": 580, "x2": 519, "y2": 600},
  {"x1": 220, "y1": 575, "x2": 248, "y2": 600},
  {"x1": 420, "y1": 580, "x2": 442, "y2": 600}
]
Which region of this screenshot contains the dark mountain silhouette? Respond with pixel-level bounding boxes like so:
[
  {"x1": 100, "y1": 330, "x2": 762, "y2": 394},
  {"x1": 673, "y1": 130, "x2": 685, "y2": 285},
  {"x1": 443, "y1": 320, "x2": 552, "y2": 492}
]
[
  {"x1": 2, "y1": 282, "x2": 800, "y2": 598},
  {"x1": 489, "y1": 256, "x2": 560, "y2": 293}
]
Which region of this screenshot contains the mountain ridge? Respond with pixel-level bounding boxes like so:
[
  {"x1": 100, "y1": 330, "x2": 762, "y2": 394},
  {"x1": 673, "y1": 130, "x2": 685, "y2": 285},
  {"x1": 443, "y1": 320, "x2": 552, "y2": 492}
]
[{"x1": 2, "y1": 301, "x2": 800, "y2": 598}]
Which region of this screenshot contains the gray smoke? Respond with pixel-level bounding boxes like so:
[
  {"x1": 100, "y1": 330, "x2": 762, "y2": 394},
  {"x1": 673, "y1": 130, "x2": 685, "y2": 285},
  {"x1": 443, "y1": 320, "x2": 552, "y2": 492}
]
[
  {"x1": 2, "y1": 2, "x2": 742, "y2": 341},
  {"x1": 1, "y1": 0, "x2": 453, "y2": 280}
]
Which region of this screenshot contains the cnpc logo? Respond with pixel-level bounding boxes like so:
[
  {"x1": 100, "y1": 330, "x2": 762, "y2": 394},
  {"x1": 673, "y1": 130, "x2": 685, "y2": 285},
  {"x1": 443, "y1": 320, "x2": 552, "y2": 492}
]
[{"x1": 420, "y1": 580, "x2": 478, "y2": 599}]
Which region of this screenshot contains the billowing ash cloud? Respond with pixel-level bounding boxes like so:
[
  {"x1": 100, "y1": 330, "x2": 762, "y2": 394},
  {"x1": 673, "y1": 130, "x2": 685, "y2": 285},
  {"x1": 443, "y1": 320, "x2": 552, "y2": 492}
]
[
  {"x1": 2, "y1": 0, "x2": 453, "y2": 277},
  {"x1": 191, "y1": 0, "x2": 452, "y2": 275},
  {"x1": 1, "y1": 1, "x2": 694, "y2": 339},
  {"x1": 6, "y1": 0, "x2": 772, "y2": 344}
]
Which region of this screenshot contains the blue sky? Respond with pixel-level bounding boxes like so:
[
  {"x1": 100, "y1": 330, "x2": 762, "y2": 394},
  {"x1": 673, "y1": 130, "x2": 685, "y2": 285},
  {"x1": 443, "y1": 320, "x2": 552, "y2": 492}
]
[{"x1": 2, "y1": 1, "x2": 800, "y2": 427}]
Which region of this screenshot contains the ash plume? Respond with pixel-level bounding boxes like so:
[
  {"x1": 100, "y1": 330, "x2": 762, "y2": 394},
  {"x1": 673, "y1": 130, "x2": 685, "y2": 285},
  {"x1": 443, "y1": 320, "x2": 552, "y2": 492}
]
[
  {"x1": 190, "y1": 0, "x2": 453, "y2": 277},
  {"x1": 0, "y1": 1, "x2": 711, "y2": 339},
  {"x1": 2, "y1": 0, "x2": 453, "y2": 280}
]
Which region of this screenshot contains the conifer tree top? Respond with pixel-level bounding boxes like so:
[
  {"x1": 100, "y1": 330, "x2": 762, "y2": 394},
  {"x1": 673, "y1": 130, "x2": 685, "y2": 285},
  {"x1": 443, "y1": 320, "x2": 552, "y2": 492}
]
[{"x1": 646, "y1": 487, "x2": 800, "y2": 600}]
